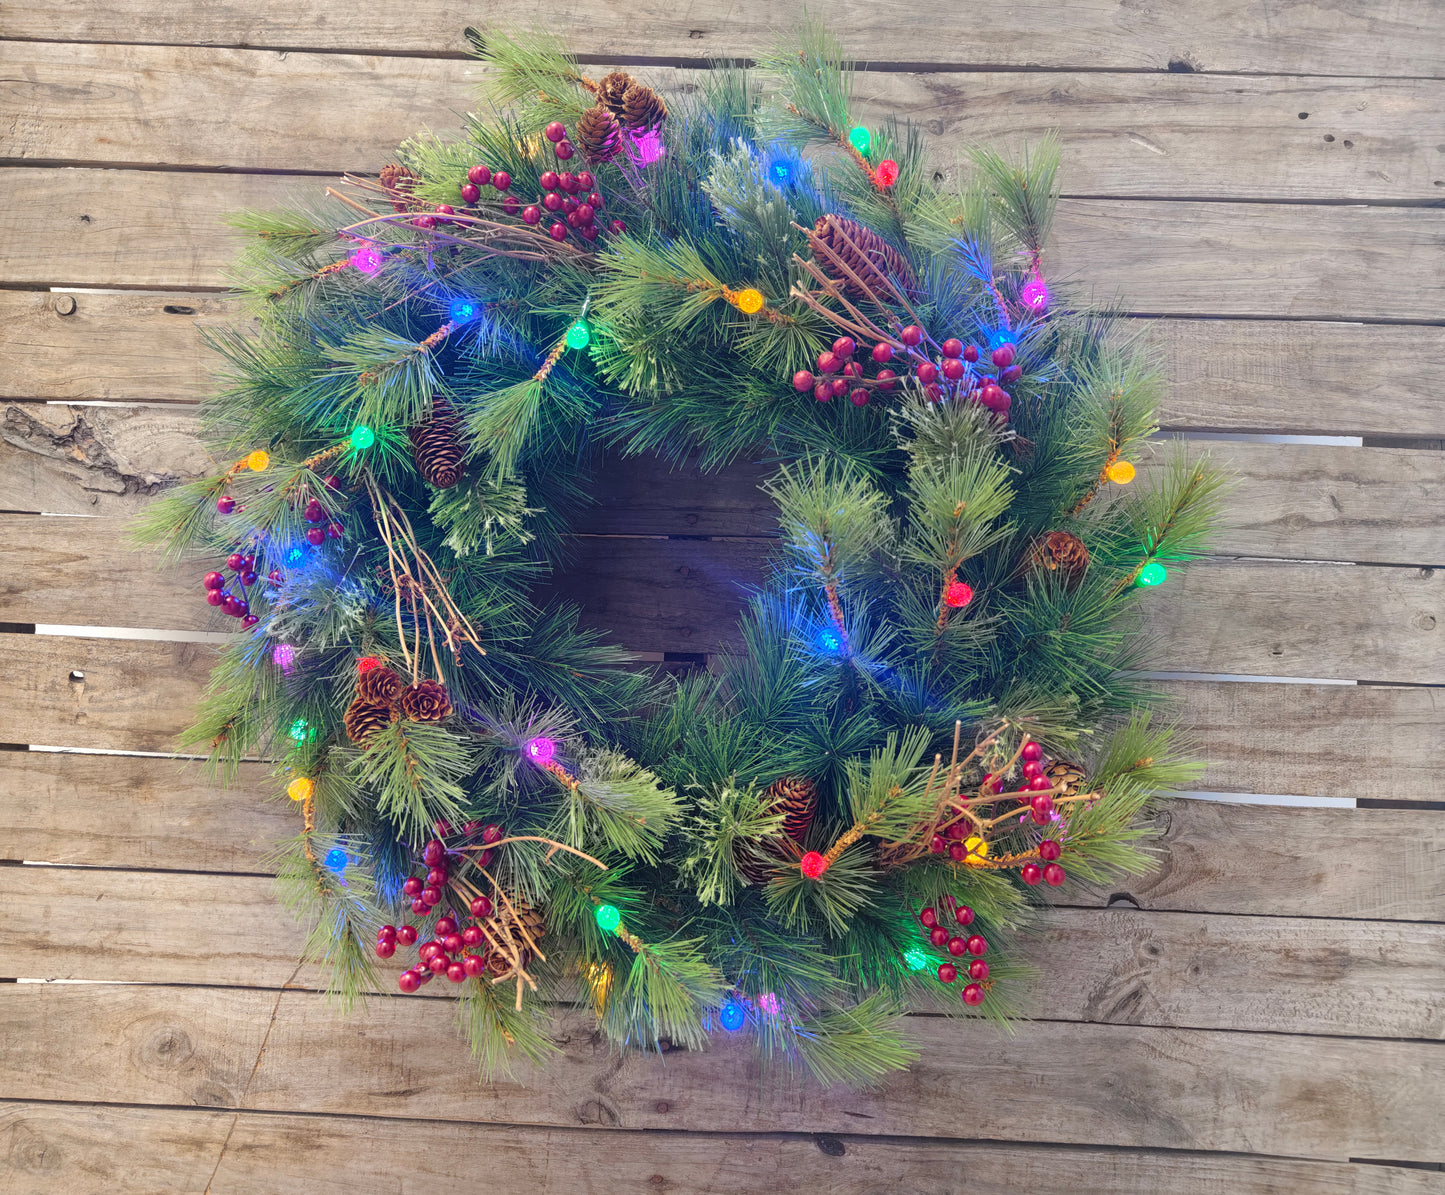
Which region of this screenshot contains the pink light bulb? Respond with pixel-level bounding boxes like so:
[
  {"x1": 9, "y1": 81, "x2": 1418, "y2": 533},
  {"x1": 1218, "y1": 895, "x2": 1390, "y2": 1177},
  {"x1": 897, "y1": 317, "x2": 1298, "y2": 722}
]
[
  {"x1": 349, "y1": 246, "x2": 384, "y2": 275},
  {"x1": 627, "y1": 128, "x2": 665, "y2": 167},
  {"x1": 524, "y1": 736, "x2": 557, "y2": 765},
  {"x1": 1020, "y1": 275, "x2": 1050, "y2": 312},
  {"x1": 272, "y1": 643, "x2": 296, "y2": 674}
]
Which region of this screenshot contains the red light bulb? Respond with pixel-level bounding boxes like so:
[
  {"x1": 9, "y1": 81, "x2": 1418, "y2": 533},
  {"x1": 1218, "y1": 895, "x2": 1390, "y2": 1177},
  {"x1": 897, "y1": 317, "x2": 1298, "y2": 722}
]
[
  {"x1": 876, "y1": 159, "x2": 899, "y2": 187},
  {"x1": 799, "y1": 851, "x2": 829, "y2": 879}
]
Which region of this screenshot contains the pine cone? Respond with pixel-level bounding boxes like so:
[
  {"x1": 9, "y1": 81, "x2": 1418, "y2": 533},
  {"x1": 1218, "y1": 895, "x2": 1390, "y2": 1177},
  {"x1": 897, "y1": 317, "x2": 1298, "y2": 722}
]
[
  {"x1": 1031, "y1": 531, "x2": 1091, "y2": 587},
  {"x1": 1045, "y1": 759, "x2": 1087, "y2": 796},
  {"x1": 488, "y1": 900, "x2": 545, "y2": 977},
  {"x1": 343, "y1": 697, "x2": 394, "y2": 745},
  {"x1": 357, "y1": 666, "x2": 402, "y2": 707},
  {"x1": 400, "y1": 680, "x2": 451, "y2": 722},
  {"x1": 577, "y1": 104, "x2": 623, "y2": 164},
  {"x1": 597, "y1": 70, "x2": 635, "y2": 119},
  {"x1": 619, "y1": 82, "x2": 667, "y2": 134},
  {"x1": 379, "y1": 163, "x2": 419, "y2": 212},
  {"x1": 408, "y1": 397, "x2": 465, "y2": 489},
  {"x1": 807, "y1": 214, "x2": 917, "y2": 300},
  {"x1": 764, "y1": 776, "x2": 818, "y2": 843}
]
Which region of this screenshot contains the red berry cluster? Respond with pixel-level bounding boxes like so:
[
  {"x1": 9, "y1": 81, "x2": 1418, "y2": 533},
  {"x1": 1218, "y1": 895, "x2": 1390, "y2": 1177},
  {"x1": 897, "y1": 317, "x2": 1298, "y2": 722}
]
[
  {"x1": 301, "y1": 491, "x2": 345, "y2": 546},
  {"x1": 792, "y1": 330, "x2": 1023, "y2": 418},
  {"x1": 420, "y1": 163, "x2": 517, "y2": 229},
  {"x1": 918, "y1": 897, "x2": 990, "y2": 1006},
  {"x1": 927, "y1": 820, "x2": 985, "y2": 863},
  {"x1": 202, "y1": 552, "x2": 261, "y2": 628}
]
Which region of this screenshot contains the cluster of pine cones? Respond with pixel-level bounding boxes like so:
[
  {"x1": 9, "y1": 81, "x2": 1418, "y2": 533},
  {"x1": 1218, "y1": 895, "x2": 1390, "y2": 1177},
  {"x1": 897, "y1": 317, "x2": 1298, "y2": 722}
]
[
  {"x1": 575, "y1": 70, "x2": 668, "y2": 164},
  {"x1": 343, "y1": 663, "x2": 453, "y2": 745}
]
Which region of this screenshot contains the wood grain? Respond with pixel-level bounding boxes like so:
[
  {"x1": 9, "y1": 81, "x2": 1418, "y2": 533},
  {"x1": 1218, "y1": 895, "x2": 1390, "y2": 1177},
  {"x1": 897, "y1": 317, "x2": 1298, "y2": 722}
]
[
  {"x1": 5, "y1": 1102, "x2": 1442, "y2": 1195},
  {"x1": 0, "y1": 634, "x2": 215, "y2": 751},
  {"x1": 3, "y1": 984, "x2": 1441, "y2": 1161},
  {"x1": 6, "y1": 43, "x2": 1443, "y2": 200},
  {"x1": 4, "y1": 169, "x2": 1443, "y2": 321},
  {"x1": 3, "y1": 0, "x2": 1441, "y2": 76},
  {"x1": 0, "y1": 752, "x2": 284, "y2": 871},
  {"x1": 9, "y1": 303, "x2": 1445, "y2": 441},
  {"x1": 3, "y1": 865, "x2": 1439, "y2": 1039}
]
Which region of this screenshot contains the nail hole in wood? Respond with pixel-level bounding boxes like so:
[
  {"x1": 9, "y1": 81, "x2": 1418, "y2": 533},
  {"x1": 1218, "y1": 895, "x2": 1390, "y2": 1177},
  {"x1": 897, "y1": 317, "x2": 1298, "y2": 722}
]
[
  {"x1": 1323, "y1": 134, "x2": 1335, "y2": 142},
  {"x1": 163, "y1": 305, "x2": 196, "y2": 315},
  {"x1": 68, "y1": 670, "x2": 85, "y2": 684},
  {"x1": 53, "y1": 295, "x2": 76, "y2": 316},
  {"x1": 1298, "y1": 112, "x2": 1309, "y2": 119},
  {"x1": 816, "y1": 1136, "x2": 846, "y2": 1157}
]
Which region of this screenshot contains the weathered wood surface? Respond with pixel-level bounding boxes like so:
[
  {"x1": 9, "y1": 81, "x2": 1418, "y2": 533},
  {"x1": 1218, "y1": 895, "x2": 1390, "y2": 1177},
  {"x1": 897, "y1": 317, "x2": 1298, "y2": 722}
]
[
  {"x1": 7, "y1": 43, "x2": 1443, "y2": 200},
  {"x1": 3, "y1": 985, "x2": 1442, "y2": 1162},
  {"x1": 5, "y1": 0, "x2": 1442, "y2": 77},
  {"x1": 5, "y1": 169, "x2": 1443, "y2": 321},
  {"x1": 7, "y1": 1104, "x2": 1442, "y2": 1195},
  {"x1": 10, "y1": 304, "x2": 1445, "y2": 442},
  {"x1": 5, "y1": 865, "x2": 1440, "y2": 1040}
]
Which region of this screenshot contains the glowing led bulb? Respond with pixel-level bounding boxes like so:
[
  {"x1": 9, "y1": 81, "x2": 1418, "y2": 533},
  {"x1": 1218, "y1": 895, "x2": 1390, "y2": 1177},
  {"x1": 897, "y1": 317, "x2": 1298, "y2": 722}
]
[
  {"x1": 963, "y1": 835, "x2": 989, "y2": 865},
  {"x1": 800, "y1": 851, "x2": 829, "y2": 879},
  {"x1": 349, "y1": 246, "x2": 384, "y2": 274},
  {"x1": 1020, "y1": 275, "x2": 1050, "y2": 312},
  {"x1": 288, "y1": 718, "x2": 315, "y2": 743},
  {"x1": 323, "y1": 848, "x2": 348, "y2": 872},
  {"x1": 350, "y1": 424, "x2": 376, "y2": 450},
  {"x1": 246, "y1": 450, "x2": 270, "y2": 472},
  {"x1": 287, "y1": 777, "x2": 314, "y2": 802},
  {"x1": 848, "y1": 126, "x2": 871, "y2": 155},
  {"x1": 272, "y1": 643, "x2": 296, "y2": 674},
  {"x1": 1105, "y1": 460, "x2": 1136, "y2": 485},
  {"x1": 731, "y1": 288, "x2": 765, "y2": 315},
  {"x1": 524, "y1": 736, "x2": 557, "y2": 765},
  {"x1": 565, "y1": 320, "x2": 591, "y2": 349},
  {"x1": 719, "y1": 1000, "x2": 746, "y2": 1031},
  {"x1": 594, "y1": 903, "x2": 621, "y2": 933},
  {"x1": 449, "y1": 296, "x2": 479, "y2": 324},
  {"x1": 817, "y1": 627, "x2": 842, "y2": 653},
  {"x1": 1137, "y1": 562, "x2": 1168, "y2": 587},
  {"x1": 903, "y1": 947, "x2": 929, "y2": 972},
  {"x1": 875, "y1": 159, "x2": 899, "y2": 187}
]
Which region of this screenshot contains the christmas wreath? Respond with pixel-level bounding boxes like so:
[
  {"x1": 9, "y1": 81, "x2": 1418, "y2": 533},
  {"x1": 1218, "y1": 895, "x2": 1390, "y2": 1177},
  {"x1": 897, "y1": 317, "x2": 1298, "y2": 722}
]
[{"x1": 141, "y1": 26, "x2": 1221, "y2": 1086}]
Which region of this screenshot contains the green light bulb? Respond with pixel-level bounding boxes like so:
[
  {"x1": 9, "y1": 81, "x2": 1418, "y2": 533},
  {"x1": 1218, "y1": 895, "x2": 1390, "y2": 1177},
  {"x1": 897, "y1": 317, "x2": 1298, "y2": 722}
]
[
  {"x1": 288, "y1": 718, "x2": 315, "y2": 743},
  {"x1": 903, "y1": 947, "x2": 928, "y2": 972},
  {"x1": 848, "y1": 125, "x2": 871, "y2": 155},
  {"x1": 350, "y1": 424, "x2": 375, "y2": 450},
  {"x1": 1137, "y1": 562, "x2": 1168, "y2": 588},
  {"x1": 565, "y1": 319, "x2": 591, "y2": 350},
  {"x1": 594, "y1": 903, "x2": 621, "y2": 933}
]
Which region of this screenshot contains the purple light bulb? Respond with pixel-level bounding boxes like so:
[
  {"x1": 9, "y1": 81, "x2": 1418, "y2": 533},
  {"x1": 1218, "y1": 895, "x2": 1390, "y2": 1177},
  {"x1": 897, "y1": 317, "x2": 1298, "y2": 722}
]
[
  {"x1": 349, "y1": 246, "x2": 384, "y2": 275},
  {"x1": 1020, "y1": 275, "x2": 1050, "y2": 313},
  {"x1": 272, "y1": 643, "x2": 296, "y2": 674},
  {"x1": 524, "y1": 736, "x2": 557, "y2": 765}
]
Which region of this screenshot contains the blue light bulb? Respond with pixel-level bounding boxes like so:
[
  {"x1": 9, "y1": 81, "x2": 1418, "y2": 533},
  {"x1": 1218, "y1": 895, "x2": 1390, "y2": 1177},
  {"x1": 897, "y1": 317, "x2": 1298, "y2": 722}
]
[
  {"x1": 286, "y1": 546, "x2": 306, "y2": 566},
  {"x1": 817, "y1": 627, "x2": 842, "y2": 653},
  {"x1": 987, "y1": 327, "x2": 1015, "y2": 350},
  {"x1": 323, "y1": 848, "x2": 348, "y2": 873},
  {"x1": 770, "y1": 160, "x2": 791, "y2": 185},
  {"x1": 449, "y1": 296, "x2": 478, "y2": 324},
  {"x1": 719, "y1": 1000, "x2": 746, "y2": 1032}
]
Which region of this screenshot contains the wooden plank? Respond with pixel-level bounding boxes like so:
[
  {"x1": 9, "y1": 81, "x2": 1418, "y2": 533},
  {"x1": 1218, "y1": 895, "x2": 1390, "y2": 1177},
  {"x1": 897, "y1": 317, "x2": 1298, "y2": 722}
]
[
  {"x1": 2, "y1": 985, "x2": 1441, "y2": 1161},
  {"x1": 0, "y1": 752, "x2": 283, "y2": 871},
  {"x1": 3, "y1": 170, "x2": 1443, "y2": 322},
  {"x1": 5, "y1": 1102, "x2": 1441, "y2": 1195},
  {"x1": 0, "y1": 291, "x2": 244, "y2": 405},
  {"x1": 7, "y1": 43, "x2": 1444, "y2": 200},
  {"x1": 2, "y1": 0, "x2": 1441, "y2": 77},
  {"x1": 9, "y1": 303, "x2": 1444, "y2": 441},
  {"x1": 0, "y1": 634, "x2": 214, "y2": 751},
  {"x1": 1161, "y1": 679, "x2": 1443, "y2": 803},
  {"x1": 4, "y1": 866, "x2": 1439, "y2": 1040}
]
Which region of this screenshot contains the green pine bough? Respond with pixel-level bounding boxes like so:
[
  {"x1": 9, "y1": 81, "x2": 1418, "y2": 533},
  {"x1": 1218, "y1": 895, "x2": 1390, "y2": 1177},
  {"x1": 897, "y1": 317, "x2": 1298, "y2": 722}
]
[{"x1": 140, "y1": 25, "x2": 1222, "y2": 1087}]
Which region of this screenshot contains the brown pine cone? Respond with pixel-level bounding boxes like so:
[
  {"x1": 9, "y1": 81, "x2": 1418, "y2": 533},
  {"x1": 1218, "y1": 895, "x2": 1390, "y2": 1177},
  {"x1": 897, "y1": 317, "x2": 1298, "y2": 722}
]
[
  {"x1": 357, "y1": 666, "x2": 402, "y2": 707},
  {"x1": 487, "y1": 900, "x2": 545, "y2": 977},
  {"x1": 1045, "y1": 759, "x2": 1087, "y2": 796},
  {"x1": 597, "y1": 70, "x2": 635, "y2": 119},
  {"x1": 807, "y1": 214, "x2": 917, "y2": 300},
  {"x1": 343, "y1": 697, "x2": 394, "y2": 745},
  {"x1": 619, "y1": 82, "x2": 667, "y2": 134},
  {"x1": 400, "y1": 679, "x2": 451, "y2": 722},
  {"x1": 408, "y1": 397, "x2": 465, "y2": 489},
  {"x1": 379, "y1": 163, "x2": 419, "y2": 212},
  {"x1": 764, "y1": 776, "x2": 818, "y2": 843},
  {"x1": 577, "y1": 104, "x2": 623, "y2": 163},
  {"x1": 1031, "y1": 531, "x2": 1091, "y2": 587}
]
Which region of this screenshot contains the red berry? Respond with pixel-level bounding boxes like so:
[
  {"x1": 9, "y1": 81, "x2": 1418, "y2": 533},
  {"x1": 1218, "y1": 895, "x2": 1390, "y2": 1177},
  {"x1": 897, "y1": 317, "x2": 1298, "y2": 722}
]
[
  {"x1": 849, "y1": 388, "x2": 868, "y2": 407},
  {"x1": 305, "y1": 527, "x2": 325, "y2": 546},
  {"x1": 566, "y1": 211, "x2": 582, "y2": 229},
  {"x1": 443, "y1": 932, "x2": 464, "y2": 954},
  {"x1": 920, "y1": 907, "x2": 938, "y2": 928},
  {"x1": 1021, "y1": 862, "x2": 1043, "y2": 885},
  {"x1": 491, "y1": 171, "x2": 511, "y2": 191},
  {"x1": 929, "y1": 834, "x2": 947, "y2": 853},
  {"x1": 410, "y1": 897, "x2": 428, "y2": 915},
  {"x1": 239, "y1": 571, "x2": 258, "y2": 586},
  {"x1": 793, "y1": 370, "x2": 815, "y2": 393},
  {"x1": 587, "y1": 192, "x2": 604, "y2": 209},
  {"x1": 817, "y1": 351, "x2": 840, "y2": 374},
  {"x1": 947, "y1": 936, "x2": 968, "y2": 957},
  {"x1": 982, "y1": 773, "x2": 1003, "y2": 793},
  {"x1": 268, "y1": 569, "x2": 283, "y2": 584},
  {"x1": 1031, "y1": 809, "x2": 1051, "y2": 825},
  {"x1": 832, "y1": 337, "x2": 856, "y2": 358},
  {"x1": 938, "y1": 963, "x2": 958, "y2": 983},
  {"x1": 916, "y1": 361, "x2": 938, "y2": 384},
  {"x1": 503, "y1": 195, "x2": 521, "y2": 215},
  {"x1": 941, "y1": 338, "x2": 963, "y2": 359},
  {"x1": 435, "y1": 204, "x2": 455, "y2": 219},
  {"x1": 962, "y1": 982, "x2": 985, "y2": 1006},
  {"x1": 469, "y1": 895, "x2": 493, "y2": 919},
  {"x1": 929, "y1": 926, "x2": 949, "y2": 947},
  {"x1": 462, "y1": 953, "x2": 486, "y2": 977},
  {"x1": 576, "y1": 203, "x2": 594, "y2": 224},
  {"x1": 418, "y1": 940, "x2": 442, "y2": 960},
  {"x1": 515, "y1": 205, "x2": 538, "y2": 227},
  {"x1": 1029, "y1": 777, "x2": 1054, "y2": 794},
  {"x1": 969, "y1": 959, "x2": 989, "y2": 980},
  {"x1": 427, "y1": 953, "x2": 451, "y2": 974},
  {"x1": 948, "y1": 842, "x2": 967, "y2": 862},
  {"x1": 955, "y1": 905, "x2": 975, "y2": 926},
  {"x1": 1022, "y1": 760, "x2": 1044, "y2": 780},
  {"x1": 609, "y1": 219, "x2": 626, "y2": 234},
  {"x1": 241, "y1": 614, "x2": 259, "y2": 628},
  {"x1": 445, "y1": 962, "x2": 466, "y2": 983},
  {"x1": 481, "y1": 824, "x2": 503, "y2": 844},
  {"x1": 544, "y1": 122, "x2": 567, "y2": 143},
  {"x1": 870, "y1": 343, "x2": 893, "y2": 364},
  {"x1": 942, "y1": 358, "x2": 965, "y2": 381},
  {"x1": 554, "y1": 140, "x2": 574, "y2": 160},
  {"x1": 963, "y1": 345, "x2": 979, "y2": 362},
  {"x1": 581, "y1": 224, "x2": 599, "y2": 241},
  {"x1": 1002, "y1": 364, "x2": 1023, "y2": 384},
  {"x1": 1031, "y1": 794, "x2": 1054, "y2": 818},
  {"x1": 843, "y1": 360, "x2": 864, "y2": 379},
  {"x1": 1044, "y1": 863, "x2": 1066, "y2": 886},
  {"x1": 326, "y1": 521, "x2": 343, "y2": 540},
  {"x1": 376, "y1": 937, "x2": 396, "y2": 958},
  {"x1": 460, "y1": 183, "x2": 480, "y2": 204},
  {"x1": 226, "y1": 553, "x2": 245, "y2": 571},
  {"x1": 203, "y1": 571, "x2": 225, "y2": 590},
  {"x1": 397, "y1": 970, "x2": 421, "y2": 993},
  {"x1": 966, "y1": 935, "x2": 987, "y2": 956},
  {"x1": 900, "y1": 325, "x2": 923, "y2": 346},
  {"x1": 1039, "y1": 839, "x2": 1062, "y2": 861},
  {"x1": 537, "y1": 171, "x2": 559, "y2": 192},
  {"x1": 543, "y1": 192, "x2": 563, "y2": 211},
  {"x1": 814, "y1": 383, "x2": 831, "y2": 403},
  {"x1": 576, "y1": 171, "x2": 595, "y2": 189},
  {"x1": 557, "y1": 172, "x2": 577, "y2": 194},
  {"x1": 945, "y1": 821, "x2": 967, "y2": 842},
  {"x1": 981, "y1": 384, "x2": 1009, "y2": 410},
  {"x1": 216, "y1": 495, "x2": 236, "y2": 514},
  {"x1": 396, "y1": 925, "x2": 418, "y2": 945},
  {"x1": 830, "y1": 378, "x2": 848, "y2": 398},
  {"x1": 206, "y1": 589, "x2": 226, "y2": 607},
  {"x1": 468, "y1": 164, "x2": 492, "y2": 186},
  {"x1": 421, "y1": 886, "x2": 442, "y2": 906},
  {"x1": 477, "y1": 848, "x2": 495, "y2": 867},
  {"x1": 402, "y1": 876, "x2": 423, "y2": 896},
  {"x1": 876, "y1": 369, "x2": 898, "y2": 391},
  {"x1": 1021, "y1": 741, "x2": 1043, "y2": 763},
  {"x1": 303, "y1": 500, "x2": 325, "y2": 524},
  {"x1": 414, "y1": 214, "x2": 437, "y2": 229},
  {"x1": 549, "y1": 223, "x2": 567, "y2": 241},
  {"x1": 434, "y1": 915, "x2": 457, "y2": 936},
  {"x1": 227, "y1": 597, "x2": 249, "y2": 618},
  {"x1": 991, "y1": 343, "x2": 1016, "y2": 368},
  {"x1": 423, "y1": 840, "x2": 445, "y2": 866},
  {"x1": 462, "y1": 925, "x2": 483, "y2": 947}
]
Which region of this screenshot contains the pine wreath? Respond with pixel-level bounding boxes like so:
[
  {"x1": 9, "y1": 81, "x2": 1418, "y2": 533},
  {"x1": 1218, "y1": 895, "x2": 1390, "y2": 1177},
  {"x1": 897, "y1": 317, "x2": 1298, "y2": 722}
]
[{"x1": 141, "y1": 26, "x2": 1221, "y2": 1088}]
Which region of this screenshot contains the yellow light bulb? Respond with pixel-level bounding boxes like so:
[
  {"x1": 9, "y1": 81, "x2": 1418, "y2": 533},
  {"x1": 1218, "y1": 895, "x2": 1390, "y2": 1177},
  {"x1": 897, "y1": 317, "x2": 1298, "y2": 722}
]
[
  {"x1": 287, "y1": 777, "x2": 314, "y2": 802},
  {"x1": 732, "y1": 288, "x2": 765, "y2": 315},
  {"x1": 247, "y1": 449, "x2": 270, "y2": 472},
  {"x1": 963, "y1": 835, "x2": 989, "y2": 865},
  {"x1": 1105, "y1": 459, "x2": 1136, "y2": 485}
]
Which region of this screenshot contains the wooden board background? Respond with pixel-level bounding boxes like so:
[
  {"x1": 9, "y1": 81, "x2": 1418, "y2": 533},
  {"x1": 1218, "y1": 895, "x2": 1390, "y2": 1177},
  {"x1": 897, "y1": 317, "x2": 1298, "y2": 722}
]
[{"x1": 1, "y1": 7, "x2": 1442, "y2": 1193}]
